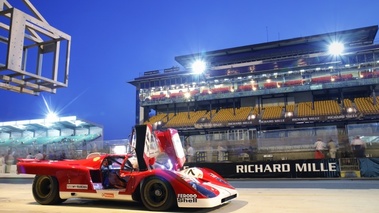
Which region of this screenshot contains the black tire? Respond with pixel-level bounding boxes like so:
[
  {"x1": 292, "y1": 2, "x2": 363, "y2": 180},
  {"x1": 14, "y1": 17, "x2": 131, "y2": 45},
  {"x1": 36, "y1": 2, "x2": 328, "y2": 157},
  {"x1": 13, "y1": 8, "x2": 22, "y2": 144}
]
[
  {"x1": 141, "y1": 176, "x2": 176, "y2": 211},
  {"x1": 32, "y1": 175, "x2": 65, "y2": 205}
]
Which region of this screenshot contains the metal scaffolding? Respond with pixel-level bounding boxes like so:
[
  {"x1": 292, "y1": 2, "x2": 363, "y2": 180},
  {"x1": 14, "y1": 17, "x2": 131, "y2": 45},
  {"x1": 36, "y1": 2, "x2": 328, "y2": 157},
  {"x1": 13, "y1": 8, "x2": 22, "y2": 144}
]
[{"x1": 0, "y1": 0, "x2": 71, "y2": 95}]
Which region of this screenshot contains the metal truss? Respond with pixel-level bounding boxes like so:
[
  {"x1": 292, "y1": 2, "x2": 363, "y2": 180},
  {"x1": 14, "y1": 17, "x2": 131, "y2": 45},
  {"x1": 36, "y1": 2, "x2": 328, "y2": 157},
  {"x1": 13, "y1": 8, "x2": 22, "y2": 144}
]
[{"x1": 0, "y1": 0, "x2": 71, "y2": 95}]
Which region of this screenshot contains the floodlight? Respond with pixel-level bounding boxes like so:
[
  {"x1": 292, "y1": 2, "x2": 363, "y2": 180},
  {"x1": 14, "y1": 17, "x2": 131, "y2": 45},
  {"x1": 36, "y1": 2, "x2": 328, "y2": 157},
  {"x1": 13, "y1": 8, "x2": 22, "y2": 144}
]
[
  {"x1": 191, "y1": 60, "x2": 206, "y2": 74},
  {"x1": 328, "y1": 42, "x2": 344, "y2": 56},
  {"x1": 45, "y1": 111, "x2": 58, "y2": 122}
]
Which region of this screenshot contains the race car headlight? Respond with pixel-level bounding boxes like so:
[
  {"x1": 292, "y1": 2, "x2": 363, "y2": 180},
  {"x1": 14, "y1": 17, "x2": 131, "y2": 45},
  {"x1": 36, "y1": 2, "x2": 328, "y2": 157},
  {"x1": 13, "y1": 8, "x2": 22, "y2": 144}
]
[{"x1": 191, "y1": 183, "x2": 197, "y2": 190}]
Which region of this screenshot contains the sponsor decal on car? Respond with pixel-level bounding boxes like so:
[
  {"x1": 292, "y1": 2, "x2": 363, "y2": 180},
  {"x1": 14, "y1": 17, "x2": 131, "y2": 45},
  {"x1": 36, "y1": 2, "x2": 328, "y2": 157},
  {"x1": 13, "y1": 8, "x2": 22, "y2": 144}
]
[
  {"x1": 67, "y1": 184, "x2": 88, "y2": 190},
  {"x1": 102, "y1": 193, "x2": 115, "y2": 198},
  {"x1": 177, "y1": 194, "x2": 197, "y2": 203}
]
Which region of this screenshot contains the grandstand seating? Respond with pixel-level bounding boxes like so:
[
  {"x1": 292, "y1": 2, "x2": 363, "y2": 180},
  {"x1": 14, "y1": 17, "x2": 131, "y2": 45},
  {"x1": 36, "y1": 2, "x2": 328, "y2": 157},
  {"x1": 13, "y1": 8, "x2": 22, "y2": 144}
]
[
  {"x1": 262, "y1": 106, "x2": 283, "y2": 119},
  {"x1": 211, "y1": 87, "x2": 231, "y2": 94},
  {"x1": 189, "y1": 89, "x2": 200, "y2": 96},
  {"x1": 143, "y1": 96, "x2": 379, "y2": 128},
  {"x1": 311, "y1": 76, "x2": 331, "y2": 83},
  {"x1": 146, "y1": 110, "x2": 230, "y2": 128},
  {"x1": 211, "y1": 107, "x2": 253, "y2": 123},
  {"x1": 164, "y1": 110, "x2": 207, "y2": 128},
  {"x1": 144, "y1": 113, "x2": 167, "y2": 125},
  {"x1": 360, "y1": 70, "x2": 379, "y2": 79},
  {"x1": 286, "y1": 104, "x2": 295, "y2": 113},
  {"x1": 250, "y1": 107, "x2": 259, "y2": 118},
  {"x1": 150, "y1": 93, "x2": 166, "y2": 100},
  {"x1": 238, "y1": 84, "x2": 257, "y2": 91},
  {"x1": 145, "y1": 112, "x2": 176, "y2": 126},
  {"x1": 354, "y1": 96, "x2": 379, "y2": 115},
  {"x1": 263, "y1": 82, "x2": 281, "y2": 88},
  {"x1": 143, "y1": 71, "x2": 375, "y2": 103},
  {"x1": 169, "y1": 92, "x2": 184, "y2": 99},
  {"x1": 201, "y1": 89, "x2": 211, "y2": 95},
  {"x1": 297, "y1": 100, "x2": 341, "y2": 117},
  {"x1": 203, "y1": 109, "x2": 216, "y2": 120},
  {"x1": 343, "y1": 99, "x2": 353, "y2": 108},
  {"x1": 283, "y1": 79, "x2": 304, "y2": 87},
  {"x1": 332, "y1": 74, "x2": 353, "y2": 81}
]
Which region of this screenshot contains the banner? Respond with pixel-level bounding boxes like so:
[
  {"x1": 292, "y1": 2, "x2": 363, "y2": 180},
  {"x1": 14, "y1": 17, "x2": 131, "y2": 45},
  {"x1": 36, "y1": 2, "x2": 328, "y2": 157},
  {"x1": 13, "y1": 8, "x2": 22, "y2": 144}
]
[{"x1": 185, "y1": 158, "x2": 340, "y2": 178}]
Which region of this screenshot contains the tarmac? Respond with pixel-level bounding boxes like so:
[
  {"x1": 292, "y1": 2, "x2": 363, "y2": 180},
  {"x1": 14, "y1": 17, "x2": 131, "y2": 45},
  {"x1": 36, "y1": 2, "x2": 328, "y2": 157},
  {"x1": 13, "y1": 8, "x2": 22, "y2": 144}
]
[{"x1": 1, "y1": 172, "x2": 379, "y2": 213}]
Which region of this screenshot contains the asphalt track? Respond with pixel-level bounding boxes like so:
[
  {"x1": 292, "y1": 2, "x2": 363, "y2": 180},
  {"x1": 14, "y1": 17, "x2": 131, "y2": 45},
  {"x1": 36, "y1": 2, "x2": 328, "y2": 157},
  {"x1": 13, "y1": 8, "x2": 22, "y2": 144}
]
[{"x1": 1, "y1": 177, "x2": 379, "y2": 213}]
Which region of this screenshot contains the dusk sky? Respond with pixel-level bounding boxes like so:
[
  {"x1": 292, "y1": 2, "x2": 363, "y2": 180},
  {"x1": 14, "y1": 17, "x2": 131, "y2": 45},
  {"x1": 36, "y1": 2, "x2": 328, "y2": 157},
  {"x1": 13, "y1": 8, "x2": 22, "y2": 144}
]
[{"x1": 1, "y1": 0, "x2": 379, "y2": 140}]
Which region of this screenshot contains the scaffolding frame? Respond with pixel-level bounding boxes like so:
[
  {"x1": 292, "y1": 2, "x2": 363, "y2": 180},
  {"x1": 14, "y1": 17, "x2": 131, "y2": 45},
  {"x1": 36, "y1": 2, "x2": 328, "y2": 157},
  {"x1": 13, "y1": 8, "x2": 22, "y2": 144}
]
[{"x1": 0, "y1": 0, "x2": 71, "y2": 95}]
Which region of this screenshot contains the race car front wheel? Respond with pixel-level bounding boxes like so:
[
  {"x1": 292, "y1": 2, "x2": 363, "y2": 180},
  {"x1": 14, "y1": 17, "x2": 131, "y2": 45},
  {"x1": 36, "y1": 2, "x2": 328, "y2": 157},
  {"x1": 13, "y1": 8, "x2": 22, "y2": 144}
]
[
  {"x1": 141, "y1": 176, "x2": 176, "y2": 211},
  {"x1": 32, "y1": 175, "x2": 65, "y2": 205}
]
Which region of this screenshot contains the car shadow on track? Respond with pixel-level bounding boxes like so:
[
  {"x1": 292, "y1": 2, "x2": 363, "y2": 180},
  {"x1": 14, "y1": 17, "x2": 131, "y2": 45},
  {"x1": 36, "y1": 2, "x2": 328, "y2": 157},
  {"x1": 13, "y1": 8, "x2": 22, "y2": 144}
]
[{"x1": 27, "y1": 198, "x2": 247, "y2": 213}]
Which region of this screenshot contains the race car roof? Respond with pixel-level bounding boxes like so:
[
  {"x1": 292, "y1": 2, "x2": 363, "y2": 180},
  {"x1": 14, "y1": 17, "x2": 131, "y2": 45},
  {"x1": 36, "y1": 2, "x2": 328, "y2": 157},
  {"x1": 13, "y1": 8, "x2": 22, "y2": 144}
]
[{"x1": 175, "y1": 25, "x2": 378, "y2": 68}]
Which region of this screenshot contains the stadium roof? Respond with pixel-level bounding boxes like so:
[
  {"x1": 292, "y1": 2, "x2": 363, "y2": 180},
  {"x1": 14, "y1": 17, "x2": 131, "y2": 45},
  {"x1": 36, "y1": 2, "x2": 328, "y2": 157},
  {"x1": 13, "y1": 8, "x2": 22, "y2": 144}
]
[
  {"x1": 0, "y1": 116, "x2": 102, "y2": 133},
  {"x1": 175, "y1": 25, "x2": 378, "y2": 68}
]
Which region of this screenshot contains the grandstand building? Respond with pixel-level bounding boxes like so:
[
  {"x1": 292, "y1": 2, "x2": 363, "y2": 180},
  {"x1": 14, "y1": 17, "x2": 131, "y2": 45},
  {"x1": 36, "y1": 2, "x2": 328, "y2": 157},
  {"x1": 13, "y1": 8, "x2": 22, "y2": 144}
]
[
  {"x1": 0, "y1": 116, "x2": 103, "y2": 165},
  {"x1": 129, "y1": 26, "x2": 379, "y2": 166}
]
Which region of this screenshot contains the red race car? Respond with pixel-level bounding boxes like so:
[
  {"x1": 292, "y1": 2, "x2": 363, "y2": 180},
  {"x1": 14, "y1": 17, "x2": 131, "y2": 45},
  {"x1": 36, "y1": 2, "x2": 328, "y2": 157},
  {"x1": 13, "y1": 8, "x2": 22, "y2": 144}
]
[{"x1": 17, "y1": 124, "x2": 238, "y2": 211}]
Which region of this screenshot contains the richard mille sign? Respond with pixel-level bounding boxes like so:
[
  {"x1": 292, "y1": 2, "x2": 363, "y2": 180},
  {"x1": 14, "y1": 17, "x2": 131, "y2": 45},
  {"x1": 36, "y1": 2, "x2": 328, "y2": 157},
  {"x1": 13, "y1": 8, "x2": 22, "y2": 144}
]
[
  {"x1": 236, "y1": 162, "x2": 337, "y2": 173},
  {"x1": 185, "y1": 159, "x2": 340, "y2": 178}
]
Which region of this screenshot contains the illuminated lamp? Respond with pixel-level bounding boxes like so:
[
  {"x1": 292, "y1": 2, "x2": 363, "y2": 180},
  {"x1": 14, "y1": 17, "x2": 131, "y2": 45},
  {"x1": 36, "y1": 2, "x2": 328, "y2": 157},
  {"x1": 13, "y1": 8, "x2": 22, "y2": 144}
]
[
  {"x1": 184, "y1": 92, "x2": 191, "y2": 99},
  {"x1": 153, "y1": 121, "x2": 162, "y2": 130},
  {"x1": 45, "y1": 111, "x2": 59, "y2": 122},
  {"x1": 285, "y1": 112, "x2": 293, "y2": 117},
  {"x1": 328, "y1": 42, "x2": 344, "y2": 56},
  {"x1": 346, "y1": 107, "x2": 356, "y2": 113},
  {"x1": 191, "y1": 59, "x2": 206, "y2": 74},
  {"x1": 113, "y1": 145, "x2": 126, "y2": 154}
]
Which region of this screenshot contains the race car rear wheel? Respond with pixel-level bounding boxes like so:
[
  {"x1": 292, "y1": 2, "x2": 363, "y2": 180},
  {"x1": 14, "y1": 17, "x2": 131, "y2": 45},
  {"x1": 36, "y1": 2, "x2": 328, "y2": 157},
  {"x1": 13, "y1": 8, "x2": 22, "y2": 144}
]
[
  {"x1": 32, "y1": 175, "x2": 65, "y2": 205},
  {"x1": 141, "y1": 176, "x2": 176, "y2": 211}
]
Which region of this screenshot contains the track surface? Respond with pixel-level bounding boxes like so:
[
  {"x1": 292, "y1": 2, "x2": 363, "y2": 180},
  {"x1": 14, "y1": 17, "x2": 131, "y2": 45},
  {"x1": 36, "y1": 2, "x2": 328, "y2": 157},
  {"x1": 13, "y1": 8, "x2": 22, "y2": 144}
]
[{"x1": 1, "y1": 179, "x2": 378, "y2": 213}]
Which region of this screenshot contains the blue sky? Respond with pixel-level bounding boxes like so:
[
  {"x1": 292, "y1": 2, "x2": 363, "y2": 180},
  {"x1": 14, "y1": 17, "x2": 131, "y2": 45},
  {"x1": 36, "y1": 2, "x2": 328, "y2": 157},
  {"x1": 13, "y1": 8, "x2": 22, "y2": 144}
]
[{"x1": 1, "y1": 0, "x2": 379, "y2": 140}]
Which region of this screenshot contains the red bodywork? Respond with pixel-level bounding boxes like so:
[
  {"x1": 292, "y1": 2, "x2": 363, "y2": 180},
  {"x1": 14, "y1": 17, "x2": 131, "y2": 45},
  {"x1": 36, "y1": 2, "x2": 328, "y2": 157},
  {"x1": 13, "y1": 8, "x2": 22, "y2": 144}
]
[{"x1": 17, "y1": 124, "x2": 237, "y2": 210}]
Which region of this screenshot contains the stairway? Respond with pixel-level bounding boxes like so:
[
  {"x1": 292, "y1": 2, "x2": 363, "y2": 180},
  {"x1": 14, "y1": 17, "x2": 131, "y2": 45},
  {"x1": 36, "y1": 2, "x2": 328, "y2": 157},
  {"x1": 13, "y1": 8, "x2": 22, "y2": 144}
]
[{"x1": 339, "y1": 158, "x2": 361, "y2": 178}]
